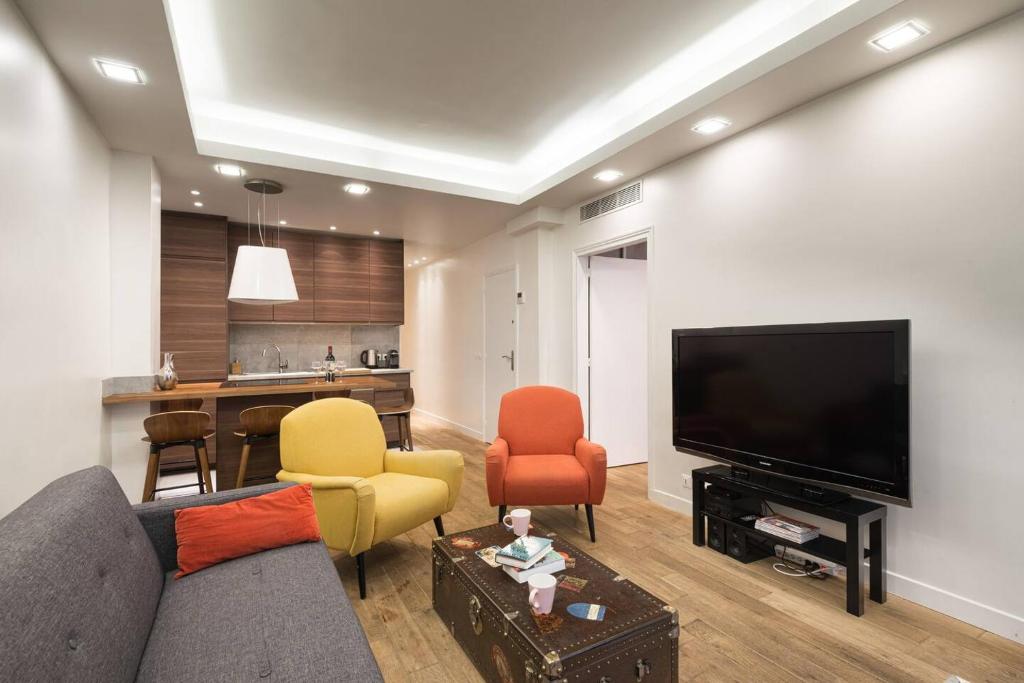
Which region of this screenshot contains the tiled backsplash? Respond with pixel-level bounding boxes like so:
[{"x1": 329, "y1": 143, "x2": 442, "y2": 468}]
[{"x1": 229, "y1": 324, "x2": 400, "y2": 375}]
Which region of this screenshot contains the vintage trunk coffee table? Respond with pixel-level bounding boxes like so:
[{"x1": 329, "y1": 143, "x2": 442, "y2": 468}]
[{"x1": 432, "y1": 523, "x2": 679, "y2": 682}]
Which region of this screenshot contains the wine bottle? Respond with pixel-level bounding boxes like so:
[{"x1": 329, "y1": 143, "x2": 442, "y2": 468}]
[{"x1": 325, "y1": 345, "x2": 336, "y2": 382}]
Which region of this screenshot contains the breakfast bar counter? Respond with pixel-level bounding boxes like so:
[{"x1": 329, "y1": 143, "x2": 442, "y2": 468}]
[{"x1": 103, "y1": 371, "x2": 412, "y2": 492}]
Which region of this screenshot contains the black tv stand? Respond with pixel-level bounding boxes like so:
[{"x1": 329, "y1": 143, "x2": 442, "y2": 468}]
[
  {"x1": 693, "y1": 465, "x2": 887, "y2": 616},
  {"x1": 729, "y1": 467, "x2": 850, "y2": 506}
]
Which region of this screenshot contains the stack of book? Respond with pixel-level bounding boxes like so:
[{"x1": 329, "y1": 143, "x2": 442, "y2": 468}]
[
  {"x1": 755, "y1": 515, "x2": 820, "y2": 544},
  {"x1": 495, "y1": 536, "x2": 565, "y2": 583}
]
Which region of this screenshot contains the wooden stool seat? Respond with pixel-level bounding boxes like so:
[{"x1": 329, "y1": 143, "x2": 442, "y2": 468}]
[
  {"x1": 375, "y1": 387, "x2": 415, "y2": 451},
  {"x1": 141, "y1": 411, "x2": 214, "y2": 502},
  {"x1": 235, "y1": 405, "x2": 294, "y2": 489}
]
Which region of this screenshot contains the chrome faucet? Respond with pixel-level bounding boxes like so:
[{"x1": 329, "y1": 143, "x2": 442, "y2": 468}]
[{"x1": 262, "y1": 343, "x2": 288, "y2": 373}]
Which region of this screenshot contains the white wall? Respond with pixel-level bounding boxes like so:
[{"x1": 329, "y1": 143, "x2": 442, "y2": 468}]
[
  {"x1": 402, "y1": 226, "x2": 544, "y2": 439},
  {"x1": 0, "y1": 0, "x2": 112, "y2": 515},
  {"x1": 542, "y1": 13, "x2": 1024, "y2": 641},
  {"x1": 106, "y1": 152, "x2": 162, "y2": 496}
]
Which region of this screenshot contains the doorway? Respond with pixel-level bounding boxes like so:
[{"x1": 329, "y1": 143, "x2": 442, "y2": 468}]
[
  {"x1": 483, "y1": 268, "x2": 517, "y2": 442},
  {"x1": 575, "y1": 236, "x2": 649, "y2": 467}
]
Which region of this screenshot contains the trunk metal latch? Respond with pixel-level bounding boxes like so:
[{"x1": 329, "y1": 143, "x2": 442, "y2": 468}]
[{"x1": 468, "y1": 594, "x2": 483, "y2": 635}]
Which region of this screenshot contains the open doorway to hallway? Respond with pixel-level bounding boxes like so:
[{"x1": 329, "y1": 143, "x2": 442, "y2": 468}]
[{"x1": 575, "y1": 236, "x2": 649, "y2": 467}]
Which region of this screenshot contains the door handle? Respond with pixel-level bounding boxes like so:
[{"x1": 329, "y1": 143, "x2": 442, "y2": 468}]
[{"x1": 501, "y1": 350, "x2": 515, "y2": 371}]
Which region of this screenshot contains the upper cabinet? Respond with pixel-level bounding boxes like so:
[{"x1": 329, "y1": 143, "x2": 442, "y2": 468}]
[
  {"x1": 161, "y1": 212, "x2": 228, "y2": 382},
  {"x1": 162, "y1": 211, "x2": 228, "y2": 261},
  {"x1": 369, "y1": 239, "x2": 405, "y2": 324},
  {"x1": 273, "y1": 230, "x2": 316, "y2": 322},
  {"x1": 315, "y1": 236, "x2": 370, "y2": 322}
]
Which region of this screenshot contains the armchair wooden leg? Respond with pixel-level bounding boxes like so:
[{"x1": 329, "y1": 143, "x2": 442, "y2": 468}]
[
  {"x1": 433, "y1": 516, "x2": 445, "y2": 537},
  {"x1": 236, "y1": 441, "x2": 252, "y2": 489},
  {"x1": 497, "y1": 505, "x2": 507, "y2": 525},
  {"x1": 142, "y1": 448, "x2": 160, "y2": 502},
  {"x1": 585, "y1": 504, "x2": 596, "y2": 543},
  {"x1": 356, "y1": 552, "x2": 367, "y2": 600},
  {"x1": 196, "y1": 442, "x2": 214, "y2": 494},
  {"x1": 403, "y1": 415, "x2": 414, "y2": 451}
]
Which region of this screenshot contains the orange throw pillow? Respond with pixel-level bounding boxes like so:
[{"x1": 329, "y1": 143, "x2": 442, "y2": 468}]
[{"x1": 174, "y1": 483, "x2": 321, "y2": 578}]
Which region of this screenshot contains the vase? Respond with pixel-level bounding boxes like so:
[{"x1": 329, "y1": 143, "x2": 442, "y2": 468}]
[{"x1": 156, "y1": 352, "x2": 178, "y2": 390}]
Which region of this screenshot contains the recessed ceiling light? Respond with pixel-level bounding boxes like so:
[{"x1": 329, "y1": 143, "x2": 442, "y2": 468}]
[
  {"x1": 214, "y1": 163, "x2": 245, "y2": 177},
  {"x1": 279, "y1": 220, "x2": 287, "y2": 225},
  {"x1": 593, "y1": 169, "x2": 624, "y2": 182},
  {"x1": 343, "y1": 182, "x2": 371, "y2": 195},
  {"x1": 189, "y1": 189, "x2": 200, "y2": 196},
  {"x1": 869, "y1": 20, "x2": 929, "y2": 52},
  {"x1": 407, "y1": 263, "x2": 412, "y2": 267},
  {"x1": 329, "y1": 225, "x2": 337, "y2": 231},
  {"x1": 193, "y1": 201, "x2": 203, "y2": 207},
  {"x1": 372, "y1": 230, "x2": 381, "y2": 236},
  {"x1": 691, "y1": 117, "x2": 731, "y2": 135},
  {"x1": 94, "y1": 58, "x2": 144, "y2": 84}
]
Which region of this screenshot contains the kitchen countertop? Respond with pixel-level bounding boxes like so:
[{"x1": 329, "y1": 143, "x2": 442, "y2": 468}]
[
  {"x1": 226, "y1": 367, "x2": 413, "y2": 381},
  {"x1": 101, "y1": 374, "x2": 403, "y2": 405}
]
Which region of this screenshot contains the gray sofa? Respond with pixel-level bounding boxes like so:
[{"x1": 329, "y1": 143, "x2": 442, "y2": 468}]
[{"x1": 0, "y1": 466, "x2": 383, "y2": 682}]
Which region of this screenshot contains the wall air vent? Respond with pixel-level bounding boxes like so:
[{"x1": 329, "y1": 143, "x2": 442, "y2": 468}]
[{"x1": 580, "y1": 180, "x2": 642, "y2": 223}]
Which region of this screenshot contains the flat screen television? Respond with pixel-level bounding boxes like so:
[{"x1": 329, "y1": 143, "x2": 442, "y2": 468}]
[{"x1": 672, "y1": 320, "x2": 910, "y2": 505}]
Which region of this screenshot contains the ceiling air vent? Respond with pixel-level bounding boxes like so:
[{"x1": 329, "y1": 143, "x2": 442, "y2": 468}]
[{"x1": 580, "y1": 180, "x2": 642, "y2": 223}]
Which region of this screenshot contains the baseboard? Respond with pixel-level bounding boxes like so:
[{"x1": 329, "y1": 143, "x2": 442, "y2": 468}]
[
  {"x1": 648, "y1": 487, "x2": 692, "y2": 516},
  {"x1": 648, "y1": 487, "x2": 1023, "y2": 643},
  {"x1": 883, "y1": 569, "x2": 1023, "y2": 644},
  {"x1": 412, "y1": 408, "x2": 483, "y2": 440}
]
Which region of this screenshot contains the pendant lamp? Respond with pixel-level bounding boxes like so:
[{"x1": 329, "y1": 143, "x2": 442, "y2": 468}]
[{"x1": 227, "y1": 179, "x2": 298, "y2": 305}]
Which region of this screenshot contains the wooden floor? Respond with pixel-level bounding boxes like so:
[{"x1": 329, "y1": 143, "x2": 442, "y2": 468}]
[{"x1": 333, "y1": 414, "x2": 1024, "y2": 682}]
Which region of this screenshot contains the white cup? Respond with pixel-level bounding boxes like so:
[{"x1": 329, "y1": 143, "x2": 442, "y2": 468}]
[
  {"x1": 528, "y1": 573, "x2": 557, "y2": 615},
  {"x1": 502, "y1": 508, "x2": 531, "y2": 537}
]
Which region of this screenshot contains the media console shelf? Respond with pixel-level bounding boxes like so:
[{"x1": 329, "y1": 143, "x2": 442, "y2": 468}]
[{"x1": 692, "y1": 465, "x2": 887, "y2": 616}]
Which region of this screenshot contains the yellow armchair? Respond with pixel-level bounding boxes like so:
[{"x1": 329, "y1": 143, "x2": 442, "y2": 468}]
[{"x1": 277, "y1": 398, "x2": 463, "y2": 598}]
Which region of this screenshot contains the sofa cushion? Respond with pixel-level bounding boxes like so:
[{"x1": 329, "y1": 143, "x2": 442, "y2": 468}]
[
  {"x1": 0, "y1": 466, "x2": 163, "y2": 682},
  {"x1": 504, "y1": 454, "x2": 589, "y2": 505},
  {"x1": 366, "y1": 471, "x2": 448, "y2": 545},
  {"x1": 136, "y1": 541, "x2": 382, "y2": 682}
]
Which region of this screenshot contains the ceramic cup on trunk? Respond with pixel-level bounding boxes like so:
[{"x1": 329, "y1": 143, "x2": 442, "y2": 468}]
[
  {"x1": 502, "y1": 508, "x2": 531, "y2": 537},
  {"x1": 528, "y1": 574, "x2": 557, "y2": 615}
]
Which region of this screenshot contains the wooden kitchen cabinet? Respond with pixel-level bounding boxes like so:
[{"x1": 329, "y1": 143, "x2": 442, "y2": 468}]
[
  {"x1": 226, "y1": 224, "x2": 273, "y2": 322},
  {"x1": 369, "y1": 239, "x2": 405, "y2": 323},
  {"x1": 315, "y1": 236, "x2": 370, "y2": 322},
  {"x1": 273, "y1": 230, "x2": 316, "y2": 321},
  {"x1": 162, "y1": 211, "x2": 227, "y2": 261},
  {"x1": 161, "y1": 256, "x2": 228, "y2": 381}
]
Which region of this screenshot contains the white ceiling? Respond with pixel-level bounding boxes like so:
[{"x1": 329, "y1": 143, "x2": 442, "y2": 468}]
[
  {"x1": 14, "y1": 0, "x2": 1024, "y2": 263},
  {"x1": 167, "y1": 0, "x2": 911, "y2": 202}
]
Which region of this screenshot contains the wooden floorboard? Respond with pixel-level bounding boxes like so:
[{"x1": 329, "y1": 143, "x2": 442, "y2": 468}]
[{"x1": 330, "y1": 414, "x2": 1024, "y2": 682}]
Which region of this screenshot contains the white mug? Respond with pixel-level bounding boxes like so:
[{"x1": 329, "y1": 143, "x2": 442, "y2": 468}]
[
  {"x1": 528, "y1": 573, "x2": 557, "y2": 615},
  {"x1": 502, "y1": 508, "x2": 531, "y2": 537}
]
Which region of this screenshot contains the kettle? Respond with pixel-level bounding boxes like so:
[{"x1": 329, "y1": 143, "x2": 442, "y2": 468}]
[{"x1": 360, "y1": 349, "x2": 379, "y2": 368}]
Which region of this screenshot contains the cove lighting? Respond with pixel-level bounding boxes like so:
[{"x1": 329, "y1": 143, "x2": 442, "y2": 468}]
[
  {"x1": 190, "y1": 189, "x2": 201, "y2": 195},
  {"x1": 343, "y1": 182, "x2": 371, "y2": 195},
  {"x1": 691, "y1": 117, "x2": 731, "y2": 135},
  {"x1": 94, "y1": 58, "x2": 144, "y2": 84},
  {"x1": 593, "y1": 169, "x2": 623, "y2": 182},
  {"x1": 214, "y1": 163, "x2": 245, "y2": 177},
  {"x1": 869, "y1": 20, "x2": 929, "y2": 52}
]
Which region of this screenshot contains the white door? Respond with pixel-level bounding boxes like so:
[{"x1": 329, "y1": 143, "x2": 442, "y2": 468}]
[
  {"x1": 484, "y1": 269, "x2": 517, "y2": 442},
  {"x1": 589, "y1": 255, "x2": 648, "y2": 466}
]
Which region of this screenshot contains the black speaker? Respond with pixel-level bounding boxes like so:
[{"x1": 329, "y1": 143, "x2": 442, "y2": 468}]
[
  {"x1": 726, "y1": 524, "x2": 771, "y2": 563},
  {"x1": 707, "y1": 517, "x2": 726, "y2": 554}
]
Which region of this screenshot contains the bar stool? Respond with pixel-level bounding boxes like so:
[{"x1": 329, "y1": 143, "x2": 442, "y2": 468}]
[
  {"x1": 234, "y1": 405, "x2": 294, "y2": 488},
  {"x1": 376, "y1": 387, "x2": 415, "y2": 451},
  {"x1": 141, "y1": 411, "x2": 215, "y2": 502}
]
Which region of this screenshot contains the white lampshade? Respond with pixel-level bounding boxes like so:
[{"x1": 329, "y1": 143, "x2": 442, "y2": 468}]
[{"x1": 228, "y1": 245, "x2": 298, "y2": 305}]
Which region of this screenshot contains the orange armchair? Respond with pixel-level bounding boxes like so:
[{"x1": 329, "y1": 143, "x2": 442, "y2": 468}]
[{"x1": 485, "y1": 386, "x2": 607, "y2": 542}]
